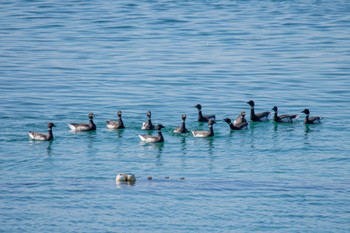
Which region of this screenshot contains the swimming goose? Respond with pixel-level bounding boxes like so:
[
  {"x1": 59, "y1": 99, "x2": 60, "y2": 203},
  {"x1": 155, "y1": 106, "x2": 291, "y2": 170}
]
[
  {"x1": 68, "y1": 112, "x2": 96, "y2": 131},
  {"x1": 141, "y1": 111, "x2": 155, "y2": 130},
  {"x1": 224, "y1": 118, "x2": 248, "y2": 130},
  {"x1": 174, "y1": 114, "x2": 189, "y2": 133},
  {"x1": 233, "y1": 111, "x2": 248, "y2": 125},
  {"x1": 301, "y1": 109, "x2": 322, "y2": 124},
  {"x1": 139, "y1": 124, "x2": 165, "y2": 143},
  {"x1": 192, "y1": 119, "x2": 216, "y2": 137},
  {"x1": 194, "y1": 104, "x2": 215, "y2": 122},
  {"x1": 106, "y1": 111, "x2": 125, "y2": 129},
  {"x1": 246, "y1": 100, "x2": 270, "y2": 122},
  {"x1": 272, "y1": 106, "x2": 299, "y2": 123},
  {"x1": 28, "y1": 122, "x2": 55, "y2": 141}
]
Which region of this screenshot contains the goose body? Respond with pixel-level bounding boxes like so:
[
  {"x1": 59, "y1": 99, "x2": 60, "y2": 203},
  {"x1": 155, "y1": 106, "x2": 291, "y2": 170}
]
[
  {"x1": 68, "y1": 112, "x2": 96, "y2": 131},
  {"x1": 106, "y1": 111, "x2": 125, "y2": 129},
  {"x1": 28, "y1": 122, "x2": 55, "y2": 141},
  {"x1": 272, "y1": 106, "x2": 299, "y2": 123},
  {"x1": 195, "y1": 104, "x2": 215, "y2": 122},
  {"x1": 141, "y1": 111, "x2": 155, "y2": 130},
  {"x1": 139, "y1": 124, "x2": 165, "y2": 143},
  {"x1": 246, "y1": 100, "x2": 270, "y2": 122},
  {"x1": 301, "y1": 109, "x2": 322, "y2": 124},
  {"x1": 233, "y1": 112, "x2": 248, "y2": 125},
  {"x1": 192, "y1": 119, "x2": 216, "y2": 137},
  {"x1": 224, "y1": 118, "x2": 248, "y2": 130},
  {"x1": 174, "y1": 114, "x2": 189, "y2": 133}
]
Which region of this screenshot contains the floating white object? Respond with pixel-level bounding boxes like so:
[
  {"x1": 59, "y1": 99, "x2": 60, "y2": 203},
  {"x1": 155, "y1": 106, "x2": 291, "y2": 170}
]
[
  {"x1": 116, "y1": 173, "x2": 136, "y2": 183},
  {"x1": 116, "y1": 173, "x2": 127, "y2": 182},
  {"x1": 127, "y1": 174, "x2": 136, "y2": 182}
]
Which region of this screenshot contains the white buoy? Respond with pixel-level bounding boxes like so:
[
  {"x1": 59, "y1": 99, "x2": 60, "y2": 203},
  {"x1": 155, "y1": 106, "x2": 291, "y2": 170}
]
[
  {"x1": 116, "y1": 173, "x2": 127, "y2": 183},
  {"x1": 127, "y1": 173, "x2": 136, "y2": 182},
  {"x1": 116, "y1": 173, "x2": 136, "y2": 184}
]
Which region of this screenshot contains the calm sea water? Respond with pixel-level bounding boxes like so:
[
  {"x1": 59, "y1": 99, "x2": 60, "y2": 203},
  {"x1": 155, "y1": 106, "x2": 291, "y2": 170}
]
[{"x1": 1, "y1": 0, "x2": 350, "y2": 232}]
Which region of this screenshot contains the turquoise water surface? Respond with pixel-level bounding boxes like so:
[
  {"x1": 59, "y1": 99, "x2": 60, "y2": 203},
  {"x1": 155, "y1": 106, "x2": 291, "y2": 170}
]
[{"x1": 1, "y1": 1, "x2": 350, "y2": 232}]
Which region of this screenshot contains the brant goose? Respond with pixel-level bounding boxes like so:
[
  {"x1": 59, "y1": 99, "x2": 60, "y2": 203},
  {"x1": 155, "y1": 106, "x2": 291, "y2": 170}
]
[
  {"x1": 174, "y1": 114, "x2": 189, "y2": 133},
  {"x1": 106, "y1": 111, "x2": 125, "y2": 129},
  {"x1": 301, "y1": 109, "x2": 322, "y2": 124},
  {"x1": 246, "y1": 100, "x2": 270, "y2": 122},
  {"x1": 194, "y1": 104, "x2": 215, "y2": 122},
  {"x1": 68, "y1": 112, "x2": 96, "y2": 131},
  {"x1": 233, "y1": 111, "x2": 248, "y2": 125},
  {"x1": 224, "y1": 118, "x2": 248, "y2": 130},
  {"x1": 272, "y1": 106, "x2": 299, "y2": 123},
  {"x1": 28, "y1": 122, "x2": 55, "y2": 141},
  {"x1": 139, "y1": 124, "x2": 165, "y2": 143},
  {"x1": 192, "y1": 119, "x2": 216, "y2": 137},
  {"x1": 141, "y1": 111, "x2": 155, "y2": 130}
]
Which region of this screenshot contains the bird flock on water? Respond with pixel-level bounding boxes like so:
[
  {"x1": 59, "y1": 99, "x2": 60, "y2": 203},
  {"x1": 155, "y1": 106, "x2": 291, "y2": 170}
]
[{"x1": 28, "y1": 100, "x2": 323, "y2": 142}]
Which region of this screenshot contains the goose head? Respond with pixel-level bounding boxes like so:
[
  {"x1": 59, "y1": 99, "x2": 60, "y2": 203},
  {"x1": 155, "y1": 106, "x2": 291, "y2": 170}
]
[
  {"x1": 208, "y1": 119, "x2": 216, "y2": 125},
  {"x1": 88, "y1": 112, "x2": 95, "y2": 119},
  {"x1": 156, "y1": 124, "x2": 165, "y2": 131},
  {"x1": 301, "y1": 109, "x2": 310, "y2": 115},
  {"x1": 246, "y1": 100, "x2": 255, "y2": 107},
  {"x1": 147, "y1": 111, "x2": 152, "y2": 118},
  {"x1": 223, "y1": 118, "x2": 231, "y2": 124},
  {"x1": 194, "y1": 104, "x2": 202, "y2": 110}
]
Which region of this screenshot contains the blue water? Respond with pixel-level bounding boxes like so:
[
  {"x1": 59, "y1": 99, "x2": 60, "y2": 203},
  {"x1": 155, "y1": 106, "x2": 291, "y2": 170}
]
[{"x1": 1, "y1": 0, "x2": 350, "y2": 232}]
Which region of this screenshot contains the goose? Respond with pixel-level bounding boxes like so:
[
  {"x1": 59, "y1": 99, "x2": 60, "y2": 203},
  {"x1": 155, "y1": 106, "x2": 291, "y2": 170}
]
[
  {"x1": 28, "y1": 122, "x2": 55, "y2": 141},
  {"x1": 272, "y1": 106, "x2": 299, "y2": 123},
  {"x1": 141, "y1": 111, "x2": 155, "y2": 130},
  {"x1": 233, "y1": 111, "x2": 248, "y2": 125},
  {"x1": 139, "y1": 124, "x2": 165, "y2": 143},
  {"x1": 106, "y1": 111, "x2": 125, "y2": 129},
  {"x1": 192, "y1": 119, "x2": 216, "y2": 137},
  {"x1": 224, "y1": 118, "x2": 248, "y2": 130},
  {"x1": 246, "y1": 100, "x2": 270, "y2": 122},
  {"x1": 194, "y1": 104, "x2": 215, "y2": 122},
  {"x1": 174, "y1": 114, "x2": 189, "y2": 133},
  {"x1": 68, "y1": 112, "x2": 96, "y2": 131},
  {"x1": 301, "y1": 109, "x2": 322, "y2": 124}
]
